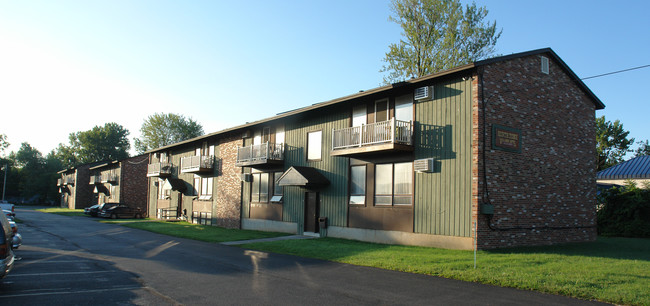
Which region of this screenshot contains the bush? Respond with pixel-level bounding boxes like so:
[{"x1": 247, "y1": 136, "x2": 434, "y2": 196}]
[{"x1": 597, "y1": 182, "x2": 650, "y2": 237}]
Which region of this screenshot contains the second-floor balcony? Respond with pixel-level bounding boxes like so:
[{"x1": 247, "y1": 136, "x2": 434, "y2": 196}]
[
  {"x1": 331, "y1": 118, "x2": 414, "y2": 157},
  {"x1": 101, "y1": 173, "x2": 118, "y2": 184},
  {"x1": 147, "y1": 162, "x2": 173, "y2": 177},
  {"x1": 180, "y1": 155, "x2": 214, "y2": 173},
  {"x1": 236, "y1": 142, "x2": 284, "y2": 167},
  {"x1": 89, "y1": 175, "x2": 101, "y2": 184},
  {"x1": 63, "y1": 175, "x2": 75, "y2": 185}
]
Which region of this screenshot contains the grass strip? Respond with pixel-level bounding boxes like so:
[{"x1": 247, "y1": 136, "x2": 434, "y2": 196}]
[
  {"x1": 239, "y1": 237, "x2": 649, "y2": 306},
  {"x1": 121, "y1": 221, "x2": 291, "y2": 243},
  {"x1": 36, "y1": 207, "x2": 87, "y2": 217}
]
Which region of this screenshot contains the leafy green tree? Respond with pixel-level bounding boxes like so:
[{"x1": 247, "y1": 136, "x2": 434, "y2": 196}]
[
  {"x1": 381, "y1": 0, "x2": 501, "y2": 83},
  {"x1": 596, "y1": 116, "x2": 634, "y2": 171},
  {"x1": 0, "y1": 134, "x2": 9, "y2": 157},
  {"x1": 134, "y1": 113, "x2": 204, "y2": 154},
  {"x1": 634, "y1": 140, "x2": 650, "y2": 157},
  {"x1": 55, "y1": 122, "x2": 130, "y2": 167}
]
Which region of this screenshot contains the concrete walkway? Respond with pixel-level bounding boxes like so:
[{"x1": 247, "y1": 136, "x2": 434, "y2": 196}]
[{"x1": 221, "y1": 234, "x2": 316, "y2": 245}]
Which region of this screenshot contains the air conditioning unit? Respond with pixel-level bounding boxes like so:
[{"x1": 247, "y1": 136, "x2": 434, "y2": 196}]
[
  {"x1": 414, "y1": 158, "x2": 435, "y2": 173},
  {"x1": 414, "y1": 86, "x2": 433, "y2": 101},
  {"x1": 240, "y1": 173, "x2": 252, "y2": 182}
]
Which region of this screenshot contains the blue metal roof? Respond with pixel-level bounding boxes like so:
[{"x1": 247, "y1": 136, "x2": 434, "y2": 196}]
[{"x1": 597, "y1": 156, "x2": 650, "y2": 179}]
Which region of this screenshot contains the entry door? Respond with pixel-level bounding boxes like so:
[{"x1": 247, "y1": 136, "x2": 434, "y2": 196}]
[{"x1": 304, "y1": 192, "x2": 319, "y2": 233}]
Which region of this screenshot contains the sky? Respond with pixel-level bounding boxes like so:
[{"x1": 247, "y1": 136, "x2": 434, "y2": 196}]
[{"x1": 1, "y1": 0, "x2": 648, "y2": 158}]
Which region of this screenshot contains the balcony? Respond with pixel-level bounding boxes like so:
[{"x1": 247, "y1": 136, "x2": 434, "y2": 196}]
[
  {"x1": 331, "y1": 118, "x2": 414, "y2": 157},
  {"x1": 180, "y1": 155, "x2": 214, "y2": 173},
  {"x1": 89, "y1": 175, "x2": 101, "y2": 184},
  {"x1": 101, "y1": 173, "x2": 118, "y2": 184},
  {"x1": 63, "y1": 175, "x2": 75, "y2": 185},
  {"x1": 57, "y1": 178, "x2": 63, "y2": 186},
  {"x1": 236, "y1": 142, "x2": 284, "y2": 167},
  {"x1": 147, "y1": 162, "x2": 173, "y2": 177}
]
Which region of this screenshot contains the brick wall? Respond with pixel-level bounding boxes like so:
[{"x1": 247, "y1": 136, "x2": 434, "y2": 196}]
[
  {"x1": 215, "y1": 134, "x2": 243, "y2": 229},
  {"x1": 120, "y1": 155, "x2": 149, "y2": 215},
  {"x1": 474, "y1": 53, "x2": 598, "y2": 249},
  {"x1": 73, "y1": 165, "x2": 93, "y2": 209}
]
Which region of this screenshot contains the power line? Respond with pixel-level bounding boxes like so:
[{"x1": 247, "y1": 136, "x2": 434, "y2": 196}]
[{"x1": 581, "y1": 64, "x2": 650, "y2": 80}]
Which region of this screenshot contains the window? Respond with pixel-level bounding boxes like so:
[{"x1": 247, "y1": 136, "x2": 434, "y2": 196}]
[
  {"x1": 194, "y1": 176, "x2": 213, "y2": 200},
  {"x1": 192, "y1": 211, "x2": 212, "y2": 225},
  {"x1": 395, "y1": 94, "x2": 413, "y2": 122},
  {"x1": 307, "y1": 130, "x2": 322, "y2": 161},
  {"x1": 541, "y1": 56, "x2": 549, "y2": 74},
  {"x1": 251, "y1": 172, "x2": 269, "y2": 202},
  {"x1": 374, "y1": 162, "x2": 413, "y2": 206},
  {"x1": 349, "y1": 165, "x2": 366, "y2": 204},
  {"x1": 270, "y1": 171, "x2": 283, "y2": 202}
]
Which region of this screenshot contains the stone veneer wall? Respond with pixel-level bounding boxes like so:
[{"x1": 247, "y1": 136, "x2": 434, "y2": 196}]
[
  {"x1": 215, "y1": 134, "x2": 243, "y2": 229},
  {"x1": 473, "y1": 53, "x2": 598, "y2": 249}
]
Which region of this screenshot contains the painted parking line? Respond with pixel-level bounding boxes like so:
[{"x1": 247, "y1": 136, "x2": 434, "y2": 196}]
[{"x1": 1, "y1": 286, "x2": 144, "y2": 298}]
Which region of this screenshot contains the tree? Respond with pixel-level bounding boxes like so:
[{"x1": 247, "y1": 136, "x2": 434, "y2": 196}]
[
  {"x1": 634, "y1": 140, "x2": 650, "y2": 157},
  {"x1": 0, "y1": 134, "x2": 9, "y2": 157},
  {"x1": 55, "y1": 122, "x2": 130, "y2": 167},
  {"x1": 134, "y1": 113, "x2": 204, "y2": 154},
  {"x1": 596, "y1": 116, "x2": 634, "y2": 171},
  {"x1": 381, "y1": 0, "x2": 501, "y2": 83}
]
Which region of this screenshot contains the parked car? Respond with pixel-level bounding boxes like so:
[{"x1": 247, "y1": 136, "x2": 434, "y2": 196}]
[
  {"x1": 88, "y1": 203, "x2": 119, "y2": 217},
  {"x1": 0, "y1": 200, "x2": 14, "y2": 217},
  {"x1": 0, "y1": 212, "x2": 15, "y2": 278},
  {"x1": 3, "y1": 209, "x2": 22, "y2": 249},
  {"x1": 84, "y1": 204, "x2": 100, "y2": 216},
  {"x1": 98, "y1": 205, "x2": 143, "y2": 219},
  {"x1": 9, "y1": 221, "x2": 21, "y2": 249}
]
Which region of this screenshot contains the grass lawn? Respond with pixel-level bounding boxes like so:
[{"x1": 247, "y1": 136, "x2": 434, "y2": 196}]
[
  {"x1": 36, "y1": 207, "x2": 87, "y2": 217},
  {"x1": 121, "y1": 221, "x2": 291, "y2": 243},
  {"x1": 240, "y1": 237, "x2": 649, "y2": 306}
]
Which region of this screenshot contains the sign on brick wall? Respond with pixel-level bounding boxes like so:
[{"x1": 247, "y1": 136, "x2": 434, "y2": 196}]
[{"x1": 492, "y1": 124, "x2": 521, "y2": 153}]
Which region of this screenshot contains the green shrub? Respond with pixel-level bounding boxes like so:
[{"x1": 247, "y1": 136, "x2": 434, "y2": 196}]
[{"x1": 597, "y1": 182, "x2": 650, "y2": 237}]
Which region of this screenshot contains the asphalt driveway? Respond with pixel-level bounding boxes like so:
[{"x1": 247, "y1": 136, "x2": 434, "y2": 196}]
[{"x1": 1, "y1": 209, "x2": 610, "y2": 305}]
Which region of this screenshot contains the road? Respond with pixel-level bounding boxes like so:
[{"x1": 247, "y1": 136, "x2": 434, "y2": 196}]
[{"x1": 0, "y1": 208, "x2": 608, "y2": 305}]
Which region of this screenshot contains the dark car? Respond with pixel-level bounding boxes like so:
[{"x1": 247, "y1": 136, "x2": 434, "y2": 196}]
[
  {"x1": 88, "y1": 203, "x2": 119, "y2": 217},
  {"x1": 0, "y1": 212, "x2": 15, "y2": 278},
  {"x1": 98, "y1": 205, "x2": 143, "y2": 219},
  {"x1": 84, "y1": 204, "x2": 99, "y2": 216}
]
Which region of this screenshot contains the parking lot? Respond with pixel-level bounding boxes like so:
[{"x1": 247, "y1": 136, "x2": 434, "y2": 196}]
[
  {"x1": 0, "y1": 210, "x2": 171, "y2": 305},
  {"x1": 0, "y1": 209, "x2": 608, "y2": 305}
]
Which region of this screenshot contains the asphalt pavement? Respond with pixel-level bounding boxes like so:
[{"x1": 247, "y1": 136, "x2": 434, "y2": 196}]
[{"x1": 0, "y1": 208, "x2": 611, "y2": 305}]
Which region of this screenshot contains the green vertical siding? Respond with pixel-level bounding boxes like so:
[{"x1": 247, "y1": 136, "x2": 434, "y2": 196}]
[
  {"x1": 284, "y1": 109, "x2": 349, "y2": 230},
  {"x1": 414, "y1": 78, "x2": 473, "y2": 237}
]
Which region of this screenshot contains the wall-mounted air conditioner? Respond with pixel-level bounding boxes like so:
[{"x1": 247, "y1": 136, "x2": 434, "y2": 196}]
[
  {"x1": 414, "y1": 86, "x2": 433, "y2": 101},
  {"x1": 240, "y1": 173, "x2": 252, "y2": 182},
  {"x1": 414, "y1": 158, "x2": 435, "y2": 173}
]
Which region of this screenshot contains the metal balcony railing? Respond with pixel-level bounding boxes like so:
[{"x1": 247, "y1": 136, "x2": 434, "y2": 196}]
[
  {"x1": 236, "y1": 142, "x2": 284, "y2": 167},
  {"x1": 332, "y1": 118, "x2": 413, "y2": 151},
  {"x1": 147, "y1": 162, "x2": 173, "y2": 177},
  {"x1": 180, "y1": 155, "x2": 214, "y2": 173}
]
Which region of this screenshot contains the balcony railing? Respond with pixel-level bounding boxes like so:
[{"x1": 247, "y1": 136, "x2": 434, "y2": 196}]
[
  {"x1": 331, "y1": 118, "x2": 413, "y2": 153},
  {"x1": 180, "y1": 155, "x2": 214, "y2": 173},
  {"x1": 147, "y1": 162, "x2": 173, "y2": 177},
  {"x1": 236, "y1": 142, "x2": 284, "y2": 167},
  {"x1": 63, "y1": 175, "x2": 75, "y2": 185},
  {"x1": 89, "y1": 175, "x2": 101, "y2": 184},
  {"x1": 101, "y1": 173, "x2": 118, "y2": 184},
  {"x1": 57, "y1": 178, "x2": 63, "y2": 186}
]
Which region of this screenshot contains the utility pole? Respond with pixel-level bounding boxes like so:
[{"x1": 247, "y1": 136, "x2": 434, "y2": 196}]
[{"x1": 1, "y1": 164, "x2": 6, "y2": 201}]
